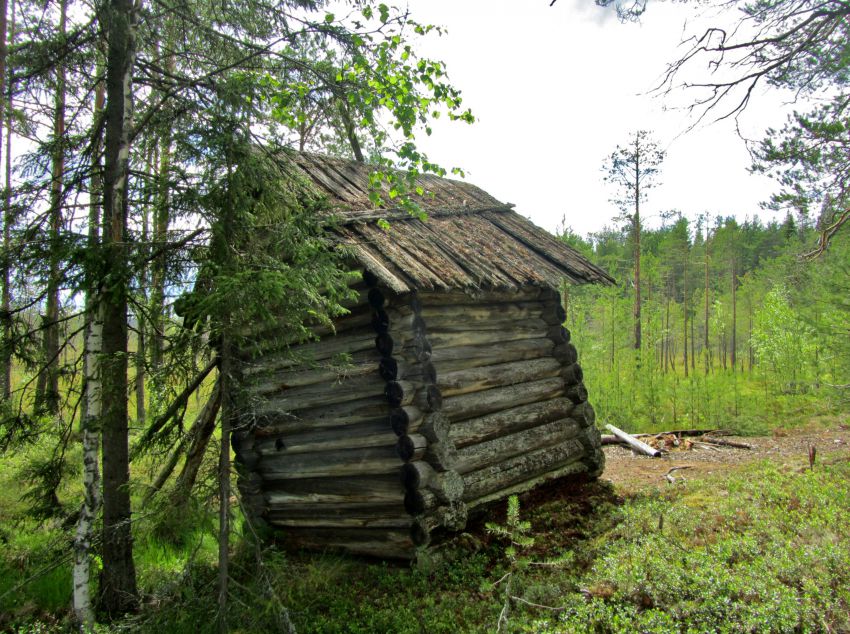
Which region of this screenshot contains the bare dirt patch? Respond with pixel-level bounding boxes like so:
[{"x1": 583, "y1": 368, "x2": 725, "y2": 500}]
[{"x1": 601, "y1": 420, "x2": 850, "y2": 490}]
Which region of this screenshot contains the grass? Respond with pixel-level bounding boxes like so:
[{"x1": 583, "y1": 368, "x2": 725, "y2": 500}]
[
  {"x1": 3, "y1": 458, "x2": 850, "y2": 631},
  {"x1": 60, "y1": 458, "x2": 846, "y2": 633}
]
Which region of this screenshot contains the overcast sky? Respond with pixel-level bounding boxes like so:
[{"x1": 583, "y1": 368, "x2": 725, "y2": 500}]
[{"x1": 400, "y1": 0, "x2": 794, "y2": 237}]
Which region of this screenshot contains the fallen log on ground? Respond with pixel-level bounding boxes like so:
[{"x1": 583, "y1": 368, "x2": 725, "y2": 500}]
[{"x1": 604, "y1": 424, "x2": 662, "y2": 458}]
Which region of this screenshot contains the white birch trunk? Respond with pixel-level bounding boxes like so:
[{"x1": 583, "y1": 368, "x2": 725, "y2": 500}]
[{"x1": 73, "y1": 305, "x2": 102, "y2": 627}]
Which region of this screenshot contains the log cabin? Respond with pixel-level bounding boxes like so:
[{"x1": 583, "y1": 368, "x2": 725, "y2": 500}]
[{"x1": 232, "y1": 153, "x2": 614, "y2": 559}]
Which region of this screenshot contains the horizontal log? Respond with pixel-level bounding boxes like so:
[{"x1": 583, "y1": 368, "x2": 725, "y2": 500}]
[
  {"x1": 252, "y1": 370, "x2": 386, "y2": 412},
  {"x1": 253, "y1": 420, "x2": 396, "y2": 456},
  {"x1": 426, "y1": 317, "x2": 550, "y2": 334},
  {"x1": 390, "y1": 409, "x2": 450, "y2": 442},
  {"x1": 261, "y1": 474, "x2": 405, "y2": 505},
  {"x1": 571, "y1": 401, "x2": 596, "y2": 427},
  {"x1": 389, "y1": 406, "x2": 423, "y2": 436},
  {"x1": 466, "y1": 459, "x2": 588, "y2": 510},
  {"x1": 427, "y1": 338, "x2": 554, "y2": 374},
  {"x1": 265, "y1": 516, "x2": 413, "y2": 529},
  {"x1": 541, "y1": 302, "x2": 567, "y2": 326},
  {"x1": 417, "y1": 288, "x2": 543, "y2": 305},
  {"x1": 425, "y1": 441, "x2": 458, "y2": 471},
  {"x1": 240, "y1": 328, "x2": 381, "y2": 366},
  {"x1": 442, "y1": 376, "x2": 565, "y2": 422},
  {"x1": 454, "y1": 417, "x2": 582, "y2": 474},
  {"x1": 462, "y1": 438, "x2": 587, "y2": 503},
  {"x1": 423, "y1": 326, "x2": 545, "y2": 350},
  {"x1": 400, "y1": 463, "x2": 464, "y2": 500},
  {"x1": 546, "y1": 325, "x2": 571, "y2": 343},
  {"x1": 438, "y1": 357, "x2": 561, "y2": 398},
  {"x1": 385, "y1": 381, "x2": 443, "y2": 411},
  {"x1": 275, "y1": 527, "x2": 416, "y2": 559},
  {"x1": 247, "y1": 361, "x2": 377, "y2": 396},
  {"x1": 561, "y1": 363, "x2": 583, "y2": 385},
  {"x1": 380, "y1": 358, "x2": 437, "y2": 383},
  {"x1": 553, "y1": 342, "x2": 578, "y2": 365},
  {"x1": 254, "y1": 396, "x2": 388, "y2": 434},
  {"x1": 605, "y1": 424, "x2": 661, "y2": 457},
  {"x1": 564, "y1": 382, "x2": 588, "y2": 404},
  {"x1": 396, "y1": 434, "x2": 428, "y2": 462},
  {"x1": 258, "y1": 445, "x2": 402, "y2": 479},
  {"x1": 419, "y1": 301, "x2": 543, "y2": 321},
  {"x1": 449, "y1": 397, "x2": 575, "y2": 448},
  {"x1": 265, "y1": 501, "x2": 407, "y2": 517},
  {"x1": 403, "y1": 332, "x2": 432, "y2": 363}
]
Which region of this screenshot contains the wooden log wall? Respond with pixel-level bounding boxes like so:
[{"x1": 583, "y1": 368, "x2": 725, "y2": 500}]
[
  {"x1": 234, "y1": 277, "x2": 604, "y2": 559},
  {"x1": 422, "y1": 287, "x2": 605, "y2": 510},
  {"x1": 234, "y1": 276, "x2": 418, "y2": 558}
]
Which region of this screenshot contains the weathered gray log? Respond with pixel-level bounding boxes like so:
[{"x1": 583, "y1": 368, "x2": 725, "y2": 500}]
[
  {"x1": 420, "y1": 301, "x2": 543, "y2": 321},
  {"x1": 247, "y1": 361, "x2": 377, "y2": 396},
  {"x1": 466, "y1": 459, "x2": 588, "y2": 510},
  {"x1": 380, "y1": 358, "x2": 437, "y2": 383},
  {"x1": 385, "y1": 381, "x2": 442, "y2": 411},
  {"x1": 410, "y1": 500, "x2": 470, "y2": 545},
  {"x1": 571, "y1": 401, "x2": 596, "y2": 427},
  {"x1": 375, "y1": 332, "x2": 395, "y2": 357},
  {"x1": 424, "y1": 441, "x2": 458, "y2": 471},
  {"x1": 275, "y1": 527, "x2": 416, "y2": 559},
  {"x1": 546, "y1": 324, "x2": 571, "y2": 343},
  {"x1": 418, "y1": 412, "x2": 450, "y2": 443},
  {"x1": 262, "y1": 474, "x2": 405, "y2": 505},
  {"x1": 427, "y1": 338, "x2": 554, "y2": 373},
  {"x1": 438, "y1": 357, "x2": 561, "y2": 398},
  {"x1": 399, "y1": 463, "x2": 464, "y2": 501},
  {"x1": 254, "y1": 396, "x2": 388, "y2": 434},
  {"x1": 423, "y1": 327, "x2": 545, "y2": 350},
  {"x1": 604, "y1": 424, "x2": 662, "y2": 457},
  {"x1": 403, "y1": 333, "x2": 432, "y2": 363},
  {"x1": 541, "y1": 302, "x2": 567, "y2": 326},
  {"x1": 396, "y1": 433, "x2": 428, "y2": 462},
  {"x1": 389, "y1": 406, "x2": 422, "y2": 436},
  {"x1": 553, "y1": 343, "x2": 578, "y2": 365},
  {"x1": 258, "y1": 445, "x2": 402, "y2": 479},
  {"x1": 454, "y1": 417, "x2": 583, "y2": 474},
  {"x1": 417, "y1": 288, "x2": 542, "y2": 305},
  {"x1": 253, "y1": 420, "x2": 397, "y2": 456},
  {"x1": 442, "y1": 376, "x2": 564, "y2": 422},
  {"x1": 449, "y1": 397, "x2": 575, "y2": 448},
  {"x1": 426, "y1": 316, "x2": 550, "y2": 334},
  {"x1": 264, "y1": 515, "x2": 413, "y2": 529},
  {"x1": 241, "y1": 329, "x2": 385, "y2": 370},
  {"x1": 463, "y1": 438, "x2": 587, "y2": 503},
  {"x1": 561, "y1": 363, "x2": 583, "y2": 385},
  {"x1": 564, "y1": 382, "x2": 588, "y2": 404},
  {"x1": 252, "y1": 370, "x2": 385, "y2": 412}
]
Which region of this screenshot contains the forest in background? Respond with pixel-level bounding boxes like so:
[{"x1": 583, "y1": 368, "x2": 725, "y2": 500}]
[
  {"x1": 0, "y1": 0, "x2": 848, "y2": 631},
  {"x1": 560, "y1": 213, "x2": 850, "y2": 434}
]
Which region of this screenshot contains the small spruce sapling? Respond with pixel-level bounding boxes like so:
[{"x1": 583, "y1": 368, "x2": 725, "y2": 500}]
[{"x1": 484, "y1": 495, "x2": 572, "y2": 633}]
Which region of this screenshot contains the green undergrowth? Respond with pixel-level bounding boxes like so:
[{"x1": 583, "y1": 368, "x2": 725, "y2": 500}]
[
  {"x1": 4, "y1": 458, "x2": 850, "y2": 632},
  {"x1": 117, "y1": 460, "x2": 850, "y2": 632}
]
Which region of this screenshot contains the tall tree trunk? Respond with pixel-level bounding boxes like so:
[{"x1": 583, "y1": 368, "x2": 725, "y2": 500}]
[
  {"x1": 99, "y1": 0, "x2": 139, "y2": 617},
  {"x1": 633, "y1": 210, "x2": 641, "y2": 353},
  {"x1": 0, "y1": 0, "x2": 12, "y2": 400},
  {"x1": 730, "y1": 259, "x2": 737, "y2": 372},
  {"x1": 73, "y1": 65, "x2": 105, "y2": 628},
  {"x1": 37, "y1": 0, "x2": 68, "y2": 415},
  {"x1": 704, "y1": 250, "x2": 709, "y2": 376},
  {"x1": 683, "y1": 254, "x2": 689, "y2": 378},
  {"x1": 218, "y1": 339, "x2": 232, "y2": 633}
]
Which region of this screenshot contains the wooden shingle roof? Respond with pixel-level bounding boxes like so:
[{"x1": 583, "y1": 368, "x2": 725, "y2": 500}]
[{"x1": 290, "y1": 153, "x2": 614, "y2": 293}]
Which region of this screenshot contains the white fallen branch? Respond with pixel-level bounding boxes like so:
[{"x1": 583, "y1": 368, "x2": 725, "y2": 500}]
[{"x1": 604, "y1": 424, "x2": 662, "y2": 457}]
